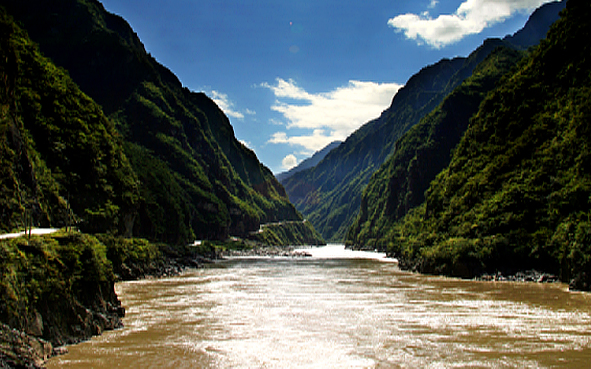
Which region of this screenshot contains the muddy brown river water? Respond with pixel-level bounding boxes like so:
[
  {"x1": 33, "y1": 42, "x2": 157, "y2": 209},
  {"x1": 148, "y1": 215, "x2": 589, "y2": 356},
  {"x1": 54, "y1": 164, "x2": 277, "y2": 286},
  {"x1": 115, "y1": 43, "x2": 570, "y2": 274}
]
[{"x1": 47, "y1": 245, "x2": 591, "y2": 368}]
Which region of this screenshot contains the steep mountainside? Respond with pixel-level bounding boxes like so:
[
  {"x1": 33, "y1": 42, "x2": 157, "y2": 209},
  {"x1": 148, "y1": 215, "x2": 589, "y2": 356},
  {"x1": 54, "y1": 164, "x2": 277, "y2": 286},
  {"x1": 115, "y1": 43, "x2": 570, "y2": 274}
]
[
  {"x1": 276, "y1": 141, "x2": 341, "y2": 183},
  {"x1": 3, "y1": 0, "x2": 302, "y2": 244},
  {"x1": 282, "y1": 42, "x2": 517, "y2": 242},
  {"x1": 370, "y1": 0, "x2": 591, "y2": 290},
  {"x1": 282, "y1": 1, "x2": 564, "y2": 243},
  {"x1": 503, "y1": 0, "x2": 566, "y2": 49},
  {"x1": 347, "y1": 46, "x2": 524, "y2": 249},
  {"x1": 0, "y1": 7, "x2": 139, "y2": 235}
]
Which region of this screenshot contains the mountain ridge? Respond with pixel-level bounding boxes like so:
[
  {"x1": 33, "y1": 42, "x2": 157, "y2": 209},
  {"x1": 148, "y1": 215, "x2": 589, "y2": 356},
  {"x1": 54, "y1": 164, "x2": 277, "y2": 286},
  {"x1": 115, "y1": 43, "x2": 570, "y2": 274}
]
[
  {"x1": 2, "y1": 0, "x2": 311, "y2": 244},
  {"x1": 281, "y1": 0, "x2": 565, "y2": 243},
  {"x1": 354, "y1": 0, "x2": 591, "y2": 290},
  {"x1": 347, "y1": 45, "x2": 525, "y2": 249},
  {"x1": 276, "y1": 141, "x2": 342, "y2": 183}
]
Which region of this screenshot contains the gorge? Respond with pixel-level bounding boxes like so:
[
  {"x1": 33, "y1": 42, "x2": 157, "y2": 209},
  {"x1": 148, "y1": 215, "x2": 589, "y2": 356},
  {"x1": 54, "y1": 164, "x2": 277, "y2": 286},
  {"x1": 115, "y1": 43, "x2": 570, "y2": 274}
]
[{"x1": 2, "y1": 0, "x2": 591, "y2": 367}]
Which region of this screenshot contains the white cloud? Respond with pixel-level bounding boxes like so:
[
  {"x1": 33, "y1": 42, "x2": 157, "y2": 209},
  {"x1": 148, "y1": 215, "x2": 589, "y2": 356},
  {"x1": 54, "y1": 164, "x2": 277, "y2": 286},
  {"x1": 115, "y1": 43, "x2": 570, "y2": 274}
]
[
  {"x1": 269, "y1": 132, "x2": 289, "y2": 144},
  {"x1": 263, "y1": 78, "x2": 402, "y2": 152},
  {"x1": 270, "y1": 129, "x2": 337, "y2": 153},
  {"x1": 388, "y1": 0, "x2": 554, "y2": 48},
  {"x1": 282, "y1": 154, "x2": 298, "y2": 170},
  {"x1": 428, "y1": 0, "x2": 439, "y2": 9},
  {"x1": 208, "y1": 90, "x2": 255, "y2": 120}
]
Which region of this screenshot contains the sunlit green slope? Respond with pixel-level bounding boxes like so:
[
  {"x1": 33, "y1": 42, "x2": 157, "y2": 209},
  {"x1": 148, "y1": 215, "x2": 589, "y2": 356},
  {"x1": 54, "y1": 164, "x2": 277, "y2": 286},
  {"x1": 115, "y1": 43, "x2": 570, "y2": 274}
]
[
  {"x1": 282, "y1": 1, "x2": 565, "y2": 243},
  {"x1": 365, "y1": 0, "x2": 591, "y2": 290},
  {"x1": 347, "y1": 46, "x2": 525, "y2": 249}
]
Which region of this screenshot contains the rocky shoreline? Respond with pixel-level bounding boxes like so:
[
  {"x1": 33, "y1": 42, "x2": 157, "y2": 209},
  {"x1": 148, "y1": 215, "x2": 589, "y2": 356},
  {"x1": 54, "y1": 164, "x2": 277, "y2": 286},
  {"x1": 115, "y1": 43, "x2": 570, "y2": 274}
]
[
  {"x1": 395, "y1": 255, "x2": 572, "y2": 288},
  {"x1": 0, "y1": 300, "x2": 124, "y2": 369},
  {"x1": 112, "y1": 253, "x2": 210, "y2": 281},
  {"x1": 0, "y1": 250, "x2": 211, "y2": 369},
  {"x1": 0, "y1": 323, "x2": 53, "y2": 368},
  {"x1": 477, "y1": 269, "x2": 591, "y2": 292}
]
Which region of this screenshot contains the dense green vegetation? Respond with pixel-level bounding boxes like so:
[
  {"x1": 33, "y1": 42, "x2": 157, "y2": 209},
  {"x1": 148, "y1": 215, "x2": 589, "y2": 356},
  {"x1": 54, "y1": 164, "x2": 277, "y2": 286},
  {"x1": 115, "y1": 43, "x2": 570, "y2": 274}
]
[
  {"x1": 282, "y1": 1, "x2": 564, "y2": 243},
  {"x1": 96, "y1": 234, "x2": 216, "y2": 280},
  {"x1": 0, "y1": 229, "x2": 216, "y2": 349},
  {"x1": 0, "y1": 231, "x2": 122, "y2": 346},
  {"x1": 0, "y1": 5, "x2": 320, "y2": 364},
  {"x1": 347, "y1": 46, "x2": 525, "y2": 249},
  {"x1": 0, "y1": 7, "x2": 139, "y2": 235},
  {"x1": 2, "y1": 0, "x2": 303, "y2": 244},
  {"x1": 356, "y1": 0, "x2": 591, "y2": 290}
]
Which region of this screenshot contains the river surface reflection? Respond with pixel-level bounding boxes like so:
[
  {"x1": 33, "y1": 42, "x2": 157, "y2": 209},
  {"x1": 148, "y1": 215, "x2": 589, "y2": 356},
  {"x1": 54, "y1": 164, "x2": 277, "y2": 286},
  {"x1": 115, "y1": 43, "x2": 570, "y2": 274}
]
[{"x1": 48, "y1": 245, "x2": 591, "y2": 368}]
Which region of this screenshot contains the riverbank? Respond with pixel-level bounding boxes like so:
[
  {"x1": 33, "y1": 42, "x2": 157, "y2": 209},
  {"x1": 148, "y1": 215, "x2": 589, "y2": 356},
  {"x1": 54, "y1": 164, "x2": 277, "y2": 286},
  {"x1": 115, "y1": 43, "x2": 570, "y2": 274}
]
[
  {"x1": 246, "y1": 221, "x2": 325, "y2": 246},
  {"x1": 0, "y1": 231, "x2": 216, "y2": 368},
  {"x1": 392, "y1": 252, "x2": 582, "y2": 290},
  {"x1": 45, "y1": 248, "x2": 591, "y2": 368}
]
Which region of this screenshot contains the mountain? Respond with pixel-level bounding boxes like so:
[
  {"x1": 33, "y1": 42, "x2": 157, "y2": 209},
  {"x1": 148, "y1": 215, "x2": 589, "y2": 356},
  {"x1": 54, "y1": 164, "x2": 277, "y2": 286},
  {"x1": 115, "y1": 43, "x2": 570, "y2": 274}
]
[
  {"x1": 276, "y1": 141, "x2": 341, "y2": 183},
  {"x1": 2, "y1": 0, "x2": 306, "y2": 244},
  {"x1": 348, "y1": 0, "x2": 566, "y2": 251},
  {"x1": 0, "y1": 9, "x2": 131, "y2": 361},
  {"x1": 280, "y1": 42, "x2": 522, "y2": 242},
  {"x1": 281, "y1": 50, "x2": 492, "y2": 242},
  {"x1": 503, "y1": 0, "x2": 566, "y2": 49},
  {"x1": 347, "y1": 46, "x2": 525, "y2": 250},
  {"x1": 281, "y1": 1, "x2": 565, "y2": 243},
  {"x1": 360, "y1": 0, "x2": 591, "y2": 290},
  {"x1": 0, "y1": 6, "x2": 139, "y2": 236}
]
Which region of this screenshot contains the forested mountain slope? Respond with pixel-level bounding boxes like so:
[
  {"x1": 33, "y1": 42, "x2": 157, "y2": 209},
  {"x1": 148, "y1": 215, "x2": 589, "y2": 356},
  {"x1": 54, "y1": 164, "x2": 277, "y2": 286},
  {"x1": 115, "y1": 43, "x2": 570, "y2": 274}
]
[
  {"x1": 347, "y1": 46, "x2": 525, "y2": 249},
  {"x1": 2, "y1": 0, "x2": 302, "y2": 244},
  {"x1": 281, "y1": 1, "x2": 565, "y2": 243},
  {"x1": 282, "y1": 50, "x2": 487, "y2": 242},
  {"x1": 0, "y1": 7, "x2": 139, "y2": 235},
  {"x1": 365, "y1": 0, "x2": 591, "y2": 290}
]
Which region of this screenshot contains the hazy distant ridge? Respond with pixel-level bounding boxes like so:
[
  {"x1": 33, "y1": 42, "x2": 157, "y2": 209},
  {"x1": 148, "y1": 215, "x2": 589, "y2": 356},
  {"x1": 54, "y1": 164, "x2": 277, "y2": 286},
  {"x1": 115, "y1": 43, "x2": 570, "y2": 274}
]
[{"x1": 276, "y1": 141, "x2": 342, "y2": 183}]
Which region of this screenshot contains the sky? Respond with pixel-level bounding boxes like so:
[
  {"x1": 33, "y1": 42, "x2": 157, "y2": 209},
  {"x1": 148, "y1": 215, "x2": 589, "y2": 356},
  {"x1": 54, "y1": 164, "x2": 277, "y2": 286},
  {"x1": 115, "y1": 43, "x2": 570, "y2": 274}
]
[{"x1": 99, "y1": 0, "x2": 557, "y2": 174}]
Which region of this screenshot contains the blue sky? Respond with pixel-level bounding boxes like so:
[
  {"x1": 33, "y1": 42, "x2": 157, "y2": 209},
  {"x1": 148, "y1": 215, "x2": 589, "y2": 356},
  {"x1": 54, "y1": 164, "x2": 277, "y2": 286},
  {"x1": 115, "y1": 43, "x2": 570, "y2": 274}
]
[{"x1": 99, "y1": 0, "x2": 556, "y2": 174}]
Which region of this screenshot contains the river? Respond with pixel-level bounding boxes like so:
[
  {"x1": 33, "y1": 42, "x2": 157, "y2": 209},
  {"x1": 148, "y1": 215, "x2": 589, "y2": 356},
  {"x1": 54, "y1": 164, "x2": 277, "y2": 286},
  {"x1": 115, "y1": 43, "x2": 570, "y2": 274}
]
[{"x1": 47, "y1": 245, "x2": 591, "y2": 368}]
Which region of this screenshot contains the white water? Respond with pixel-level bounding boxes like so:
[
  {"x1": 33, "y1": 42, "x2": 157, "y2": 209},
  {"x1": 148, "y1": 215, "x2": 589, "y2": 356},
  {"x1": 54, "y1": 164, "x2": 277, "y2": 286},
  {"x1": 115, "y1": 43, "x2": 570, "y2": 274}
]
[{"x1": 297, "y1": 244, "x2": 395, "y2": 261}]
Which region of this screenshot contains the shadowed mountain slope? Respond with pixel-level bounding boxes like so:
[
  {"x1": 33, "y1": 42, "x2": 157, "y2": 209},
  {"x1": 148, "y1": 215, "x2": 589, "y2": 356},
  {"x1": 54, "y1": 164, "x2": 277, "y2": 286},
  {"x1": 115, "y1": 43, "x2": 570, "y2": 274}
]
[
  {"x1": 347, "y1": 46, "x2": 524, "y2": 249},
  {"x1": 3, "y1": 0, "x2": 303, "y2": 244},
  {"x1": 0, "y1": 7, "x2": 139, "y2": 235}
]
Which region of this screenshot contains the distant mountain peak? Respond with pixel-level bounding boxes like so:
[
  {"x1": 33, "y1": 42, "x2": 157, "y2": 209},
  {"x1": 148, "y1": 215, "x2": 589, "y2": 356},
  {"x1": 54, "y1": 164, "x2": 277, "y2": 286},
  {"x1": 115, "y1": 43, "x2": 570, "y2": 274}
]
[
  {"x1": 276, "y1": 141, "x2": 342, "y2": 184},
  {"x1": 503, "y1": 0, "x2": 566, "y2": 49}
]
